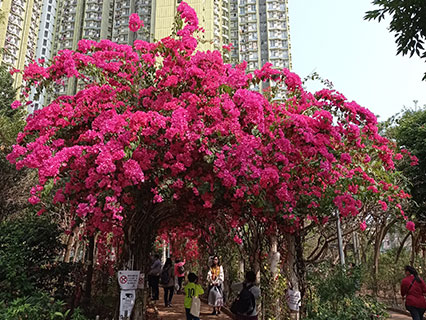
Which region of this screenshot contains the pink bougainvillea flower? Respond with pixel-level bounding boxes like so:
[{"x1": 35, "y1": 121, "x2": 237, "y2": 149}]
[
  {"x1": 7, "y1": 2, "x2": 415, "y2": 266},
  {"x1": 360, "y1": 221, "x2": 367, "y2": 232},
  {"x1": 223, "y1": 43, "x2": 233, "y2": 51},
  {"x1": 28, "y1": 195, "x2": 40, "y2": 205},
  {"x1": 233, "y1": 234, "x2": 243, "y2": 245},
  {"x1": 11, "y1": 100, "x2": 21, "y2": 109},
  {"x1": 406, "y1": 221, "x2": 415, "y2": 232},
  {"x1": 378, "y1": 200, "x2": 388, "y2": 211},
  {"x1": 129, "y1": 13, "x2": 143, "y2": 32}
]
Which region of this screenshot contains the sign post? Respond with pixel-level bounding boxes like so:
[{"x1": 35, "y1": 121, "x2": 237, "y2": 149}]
[
  {"x1": 286, "y1": 289, "x2": 301, "y2": 312},
  {"x1": 118, "y1": 270, "x2": 141, "y2": 319}
]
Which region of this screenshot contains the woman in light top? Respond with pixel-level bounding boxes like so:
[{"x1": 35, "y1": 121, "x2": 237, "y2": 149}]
[{"x1": 207, "y1": 255, "x2": 225, "y2": 315}]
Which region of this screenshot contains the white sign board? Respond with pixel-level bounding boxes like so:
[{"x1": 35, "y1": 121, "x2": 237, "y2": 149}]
[
  {"x1": 286, "y1": 289, "x2": 301, "y2": 311},
  {"x1": 118, "y1": 270, "x2": 140, "y2": 290},
  {"x1": 119, "y1": 289, "x2": 136, "y2": 319},
  {"x1": 137, "y1": 273, "x2": 145, "y2": 289}
]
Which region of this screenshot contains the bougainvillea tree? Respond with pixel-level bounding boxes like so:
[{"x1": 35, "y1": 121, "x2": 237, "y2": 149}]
[{"x1": 8, "y1": 2, "x2": 416, "y2": 278}]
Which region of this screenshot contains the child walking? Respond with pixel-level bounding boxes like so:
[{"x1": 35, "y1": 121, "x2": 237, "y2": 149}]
[{"x1": 184, "y1": 272, "x2": 204, "y2": 320}]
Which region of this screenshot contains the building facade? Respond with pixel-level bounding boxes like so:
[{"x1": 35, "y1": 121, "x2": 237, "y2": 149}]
[
  {"x1": 233, "y1": 0, "x2": 291, "y2": 72},
  {"x1": 0, "y1": 0, "x2": 42, "y2": 88},
  {"x1": 30, "y1": 0, "x2": 57, "y2": 111},
  {"x1": 46, "y1": 0, "x2": 291, "y2": 97}
]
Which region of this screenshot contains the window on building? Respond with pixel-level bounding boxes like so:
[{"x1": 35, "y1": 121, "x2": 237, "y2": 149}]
[
  {"x1": 43, "y1": 39, "x2": 47, "y2": 45},
  {"x1": 42, "y1": 48, "x2": 46, "y2": 55},
  {"x1": 44, "y1": 30, "x2": 48, "y2": 37},
  {"x1": 48, "y1": 5, "x2": 52, "y2": 12},
  {"x1": 45, "y1": 22, "x2": 49, "y2": 28},
  {"x1": 47, "y1": 13, "x2": 51, "y2": 20}
]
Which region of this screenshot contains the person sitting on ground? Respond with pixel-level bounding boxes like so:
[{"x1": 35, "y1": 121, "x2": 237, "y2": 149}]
[
  {"x1": 174, "y1": 258, "x2": 186, "y2": 293},
  {"x1": 401, "y1": 265, "x2": 426, "y2": 320},
  {"x1": 184, "y1": 272, "x2": 204, "y2": 320},
  {"x1": 160, "y1": 258, "x2": 175, "y2": 307},
  {"x1": 231, "y1": 271, "x2": 261, "y2": 320}
]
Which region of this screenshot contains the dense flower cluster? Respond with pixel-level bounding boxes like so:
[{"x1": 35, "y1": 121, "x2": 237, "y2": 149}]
[
  {"x1": 8, "y1": 3, "x2": 416, "y2": 259},
  {"x1": 129, "y1": 13, "x2": 143, "y2": 32}
]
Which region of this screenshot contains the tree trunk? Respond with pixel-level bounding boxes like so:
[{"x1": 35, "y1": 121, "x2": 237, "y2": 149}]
[
  {"x1": 352, "y1": 232, "x2": 360, "y2": 265},
  {"x1": 82, "y1": 235, "x2": 95, "y2": 308},
  {"x1": 395, "y1": 232, "x2": 411, "y2": 263},
  {"x1": 373, "y1": 218, "x2": 397, "y2": 296},
  {"x1": 125, "y1": 190, "x2": 169, "y2": 320},
  {"x1": 410, "y1": 231, "x2": 420, "y2": 266},
  {"x1": 286, "y1": 232, "x2": 305, "y2": 320},
  {"x1": 238, "y1": 258, "x2": 245, "y2": 281},
  {"x1": 373, "y1": 225, "x2": 385, "y2": 296},
  {"x1": 64, "y1": 226, "x2": 80, "y2": 262},
  {"x1": 268, "y1": 235, "x2": 281, "y2": 319}
]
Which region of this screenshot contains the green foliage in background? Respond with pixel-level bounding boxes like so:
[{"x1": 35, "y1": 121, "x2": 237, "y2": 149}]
[
  {"x1": 0, "y1": 214, "x2": 63, "y2": 301},
  {"x1": 383, "y1": 106, "x2": 426, "y2": 224},
  {"x1": 365, "y1": 0, "x2": 426, "y2": 80},
  {"x1": 0, "y1": 293, "x2": 87, "y2": 320},
  {"x1": 305, "y1": 264, "x2": 388, "y2": 320},
  {"x1": 0, "y1": 65, "x2": 17, "y2": 118},
  {"x1": 260, "y1": 265, "x2": 289, "y2": 320},
  {"x1": 0, "y1": 213, "x2": 86, "y2": 318}
]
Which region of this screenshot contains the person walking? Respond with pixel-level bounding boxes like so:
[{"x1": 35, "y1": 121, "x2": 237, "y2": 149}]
[
  {"x1": 184, "y1": 272, "x2": 204, "y2": 320},
  {"x1": 175, "y1": 258, "x2": 186, "y2": 293},
  {"x1": 160, "y1": 258, "x2": 175, "y2": 307},
  {"x1": 148, "y1": 254, "x2": 162, "y2": 301},
  {"x1": 401, "y1": 265, "x2": 426, "y2": 320},
  {"x1": 207, "y1": 255, "x2": 224, "y2": 315},
  {"x1": 231, "y1": 271, "x2": 261, "y2": 320}
]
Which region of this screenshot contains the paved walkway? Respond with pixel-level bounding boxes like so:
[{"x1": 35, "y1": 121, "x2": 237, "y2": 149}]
[
  {"x1": 156, "y1": 290, "x2": 232, "y2": 320},
  {"x1": 389, "y1": 311, "x2": 411, "y2": 319},
  {"x1": 155, "y1": 289, "x2": 410, "y2": 320}
]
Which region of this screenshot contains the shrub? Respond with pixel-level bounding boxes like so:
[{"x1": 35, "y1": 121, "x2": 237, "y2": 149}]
[
  {"x1": 0, "y1": 292, "x2": 88, "y2": 320},
  {"x1": 305, "y1": 264, "x2": 388, "y2": 320}
]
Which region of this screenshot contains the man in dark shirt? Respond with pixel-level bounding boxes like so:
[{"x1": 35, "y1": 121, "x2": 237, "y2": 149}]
[{"x1": 148, "y1": 254, "x2": 162, "y2": 300}]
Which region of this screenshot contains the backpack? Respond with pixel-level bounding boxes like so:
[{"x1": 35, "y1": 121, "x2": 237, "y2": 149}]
[
  {"x1": 177, "y1": 265, "x2": 185, "y2": 275},
  {"x1": 160, "y1": 266, "x2": 170, "y2": 285},
  {"x1": 230, "y1": 284, "x2": 255, "y2": 315}
]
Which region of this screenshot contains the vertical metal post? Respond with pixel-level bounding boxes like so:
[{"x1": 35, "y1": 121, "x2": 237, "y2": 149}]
[{"x1": 336, "y1": 211, "x2": 345, "y2": 266}]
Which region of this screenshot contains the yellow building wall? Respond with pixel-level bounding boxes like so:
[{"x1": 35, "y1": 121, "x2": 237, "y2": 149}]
[
  {"x1": 0, "y1": 0, "x2": 11, "y2": 48},
  {"x1": 0, "y1": 0, "x2": 40, "y2": 90},
  {"x1": 0, "y1": 0, "x2": 13, "y2": 55},
  {"x1": 152, "y1": 0, "x2": 215, "y2": 52},
  {"x1": 15, "y1": 0, "x2": 35, "y2": 88}
]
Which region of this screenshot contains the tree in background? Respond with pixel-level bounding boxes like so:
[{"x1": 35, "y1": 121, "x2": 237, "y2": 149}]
[
  {"x1": 0, "y1": 65, "x2": 32, "y2": 220},
  {"x1": 385, "y1": 105, "x2": 426, "y2": 263},
  {"x1": 0, "y1": 65, "x2": 17, "y2": 118},
  {"x1": 365, "y1": 0, "x2": 426, "y2": 80}
]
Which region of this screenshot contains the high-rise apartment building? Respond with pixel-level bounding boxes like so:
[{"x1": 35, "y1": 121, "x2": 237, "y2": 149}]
[
  {"x1": 48, "y1": 0, "x2": 290, "y2": 96},
  {"x1": 149, "y1": 0, "x2": 291, "y2": 71},
  {"x1": 51, "y1": 0, "x2": 114, "y2": 52},
  {"x1": 0, "y1": 0, "x2": 42, "y2": 87},
  {"x1": 232, "y1": 0, "x2": 292, "y2": 72},
  {"x1": 30, "y1": 0, "x2": 57, "y2": 111}
]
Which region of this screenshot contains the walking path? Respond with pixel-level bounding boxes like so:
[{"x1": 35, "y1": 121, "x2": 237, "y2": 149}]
[
  {"x1": 389, "y1": 311, "x2": 410, "y2": 320},
  {"x1": 156, "y1": 289, "x2": 409, "y2": 320},
  {"x1": 156, "y1": 290, "x2": 231, "y2": 320}
]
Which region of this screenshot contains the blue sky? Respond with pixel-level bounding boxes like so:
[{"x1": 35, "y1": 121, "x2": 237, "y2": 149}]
[{"x1": 288, "y1": 0, "x2": 426, "y2": 121}]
